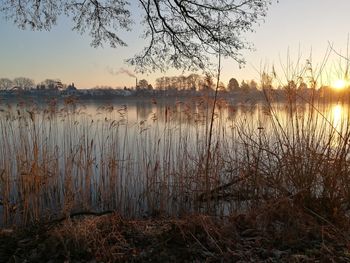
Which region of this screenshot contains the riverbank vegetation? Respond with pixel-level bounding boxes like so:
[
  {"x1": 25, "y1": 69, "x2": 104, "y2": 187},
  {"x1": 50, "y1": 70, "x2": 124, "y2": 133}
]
[{"x1": 1, "y1": 86, "x2": 350, "y2": 261}]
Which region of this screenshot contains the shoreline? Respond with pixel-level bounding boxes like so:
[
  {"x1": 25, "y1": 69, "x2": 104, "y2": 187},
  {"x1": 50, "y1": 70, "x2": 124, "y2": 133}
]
[{"x1": 1, "y1": 202, "x2": 349, "y2": 262}]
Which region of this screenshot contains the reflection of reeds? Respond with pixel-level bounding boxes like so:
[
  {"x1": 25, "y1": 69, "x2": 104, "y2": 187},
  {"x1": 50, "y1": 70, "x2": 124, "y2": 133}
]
[{"x1": 1, "y1": 88, "x2": 350, "y2": 226}]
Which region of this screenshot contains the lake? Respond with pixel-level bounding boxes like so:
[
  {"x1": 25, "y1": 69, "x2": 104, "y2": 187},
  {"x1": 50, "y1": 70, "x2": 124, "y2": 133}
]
[{"x1": 0, "y1": 96, "x2": 348, "y2": 225}]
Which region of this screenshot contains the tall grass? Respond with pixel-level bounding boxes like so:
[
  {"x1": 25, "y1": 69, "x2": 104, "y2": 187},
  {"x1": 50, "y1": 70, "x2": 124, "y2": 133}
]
[{"x1": 1, "y1": 80, "x2": 350, "y2": 227}]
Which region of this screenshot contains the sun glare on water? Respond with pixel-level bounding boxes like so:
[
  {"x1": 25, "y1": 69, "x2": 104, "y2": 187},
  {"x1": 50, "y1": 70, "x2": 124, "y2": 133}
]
[
  {"x1": 332, "y1": 79, "x2": 348, "y2": 90},
  {"x1": 332, "y1": 104, "x2": 343, "y2": 127}
]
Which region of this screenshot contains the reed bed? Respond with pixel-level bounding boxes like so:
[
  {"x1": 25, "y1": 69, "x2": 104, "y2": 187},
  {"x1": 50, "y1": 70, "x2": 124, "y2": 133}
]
[{"x1": 0, "y1": 91, "x2": 350, "y2": 230}]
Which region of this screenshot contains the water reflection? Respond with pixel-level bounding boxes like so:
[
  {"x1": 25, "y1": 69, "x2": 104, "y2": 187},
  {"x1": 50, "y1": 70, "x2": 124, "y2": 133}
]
[
  {"x1": 1, "y1": 98, "x2": 350, "y2": 225},
  {"x1": 332, "y1": 104, "x2": 343, "y2": 130}
]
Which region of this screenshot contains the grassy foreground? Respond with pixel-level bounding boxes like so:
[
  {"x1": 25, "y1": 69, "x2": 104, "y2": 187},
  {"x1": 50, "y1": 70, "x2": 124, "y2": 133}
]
[{"x1": 1, "y1": 200, "x2": 349, "y2": 262}]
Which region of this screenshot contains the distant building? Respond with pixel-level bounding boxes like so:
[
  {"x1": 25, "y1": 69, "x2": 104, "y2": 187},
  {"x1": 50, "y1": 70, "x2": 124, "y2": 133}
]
[
  {"x1": 62, "y1": 83, "x2": 78, "y2": 96},
  {"x1": 66, "y1": 83, "x2": 77, "y2": 91}
]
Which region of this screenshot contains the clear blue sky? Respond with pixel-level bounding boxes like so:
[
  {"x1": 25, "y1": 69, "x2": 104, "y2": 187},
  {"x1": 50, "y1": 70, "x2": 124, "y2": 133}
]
[{"x1": 0, "y1": 0, "x2": 349, "y2": 88}]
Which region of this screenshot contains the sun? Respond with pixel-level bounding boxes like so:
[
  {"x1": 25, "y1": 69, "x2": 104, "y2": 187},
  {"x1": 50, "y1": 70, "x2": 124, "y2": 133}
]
[{"x1": 332, "y1": 79, "x2": 347, "y2": 90}]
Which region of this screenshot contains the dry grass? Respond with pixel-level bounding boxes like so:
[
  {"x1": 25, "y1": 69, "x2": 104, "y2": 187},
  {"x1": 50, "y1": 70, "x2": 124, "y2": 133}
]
[
  {"x1": 1, "y1": 61, "x2": 350, "y2": 261},
  {"x1": 1, "y1": 208, "x2": 349, "y2": 262}
]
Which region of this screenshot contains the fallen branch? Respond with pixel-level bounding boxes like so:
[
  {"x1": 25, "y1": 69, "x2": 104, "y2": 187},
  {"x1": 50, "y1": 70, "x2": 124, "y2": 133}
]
[
  {"x1": 49, "y1": 210, "x2": 115, "y2": 225},
  {"x1": 196, "y1": 177, "x2": 246, "y2": 202}
]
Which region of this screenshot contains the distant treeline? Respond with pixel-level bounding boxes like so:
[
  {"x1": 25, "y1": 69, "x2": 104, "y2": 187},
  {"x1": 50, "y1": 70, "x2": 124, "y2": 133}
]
[
  {"x1": 121, "y1": 73, "x2": 260, "y2": 92},
  {"x1": 0, "y1": 77, "x2": 67, "y2": 91},
  {"x1": 1, "y1": 74, "x2": 348, "y2": 102}
]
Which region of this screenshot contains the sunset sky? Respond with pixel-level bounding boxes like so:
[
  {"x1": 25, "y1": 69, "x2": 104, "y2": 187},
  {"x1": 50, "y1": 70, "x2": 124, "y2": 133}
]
[{"x1": 1, "y1": 0, "x2": 350, "y2": 89}]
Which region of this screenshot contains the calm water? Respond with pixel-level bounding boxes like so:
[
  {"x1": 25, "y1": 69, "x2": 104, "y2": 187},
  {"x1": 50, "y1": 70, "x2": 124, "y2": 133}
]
[{"x1": 0, "y1": 97, "x2": 349, "y2": 224}]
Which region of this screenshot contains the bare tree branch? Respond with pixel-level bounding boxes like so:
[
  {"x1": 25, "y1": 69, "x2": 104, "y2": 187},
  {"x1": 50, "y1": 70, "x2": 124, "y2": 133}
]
[{"x1": 0, "y1": 0, "x2": 275, "y2": 71}]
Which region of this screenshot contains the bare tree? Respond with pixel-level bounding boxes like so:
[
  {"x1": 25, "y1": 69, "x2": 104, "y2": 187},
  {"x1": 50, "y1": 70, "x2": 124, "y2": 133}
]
[
  {"x1": 155, "y1": 73, "x2": 203, "y2": 90},
  {"x1": 187, "y1": 73, "x2": 202, "y2": 91},
  {"x1": 178, "y1": 75, "x2": 187, "y2": 90},
  {"x1": 218, "y1": 81, "x2": 226, "y2": 92},
  {"x1": 1, "y1": 0, "x2": 274, "y2": 71},
  {"x1": 200, "y1": 73, "x2": 214, "y2": 91},
  {"x1": 41, "y1": 79, "x2": 61, "y2": 90},
  {"x1": 155, "y1": 76, "x2": 166, "y2": 90},
  {"x1": 13, "y1": 77, "x2": 35, "y2": 90},
  {"x1": 227, "y1": 77, "x2": 240, "y2": 91},
  {"x1": 0, "y1": 78, "x2": 13, "y2": 90},
  {"x1": 240, "y1": 79, "x2": 250, "y2": 91},
  {"x1": 249, "y1": 79, "x2": 258, "y2": 90},
  {"x1": 261, "y1": 71, "x2": 273, "y2": 89}
]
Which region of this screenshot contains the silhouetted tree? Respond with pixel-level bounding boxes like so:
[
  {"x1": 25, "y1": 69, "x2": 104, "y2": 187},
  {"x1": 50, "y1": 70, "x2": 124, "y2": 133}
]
[
  {"x1": 249, "y1": 80, "x2": 258, "y2": 90},
  {"x1": 241, "y1": 80, "x2": 250, "y2": 92},
  {"x1": 155, "y1": 73, "x2": 205, "y2": 91},
  {"x1": 298, "y1": 81, "x2": 308, "y2": 90},
  {"x1": 218, "y1": 82, "x2": 226, "y2": 92},
  {"x1": 187, "y1": 74, "x2": 202, "y2": 91},
  {"x1": 261, "y1": 72, "x2": 273, "y2": 89},
  {"x1": 155, "y1": 77, "x2": 165, "y2": 90},
  {"x1": 41, "y1": 79, "x2": 62, "y2": 90},
  {"x1": 227, "y1": 78, "x2": 240, "y2": 91},
  {"x1": 0, "y1": 1, "x2": 274, "y2": 72},
  {"x1": 164, "y1": 77, "x2": 171, "y2": 90},
  {"x1": 177, "y1": 75, "x2": 187, "y2": 90},
  {"x1": 138, "y1": 79, "x2": 149, "y2": 89},
  {"x1": 13, "y1": 77, "x2": 35, "y2": 90},
  {"x1": 201, "y1": 74, "x2": 214, "y2": 91},
  {"x1": 0, "y1": 78, "x2": 13, "y2": 90}
]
